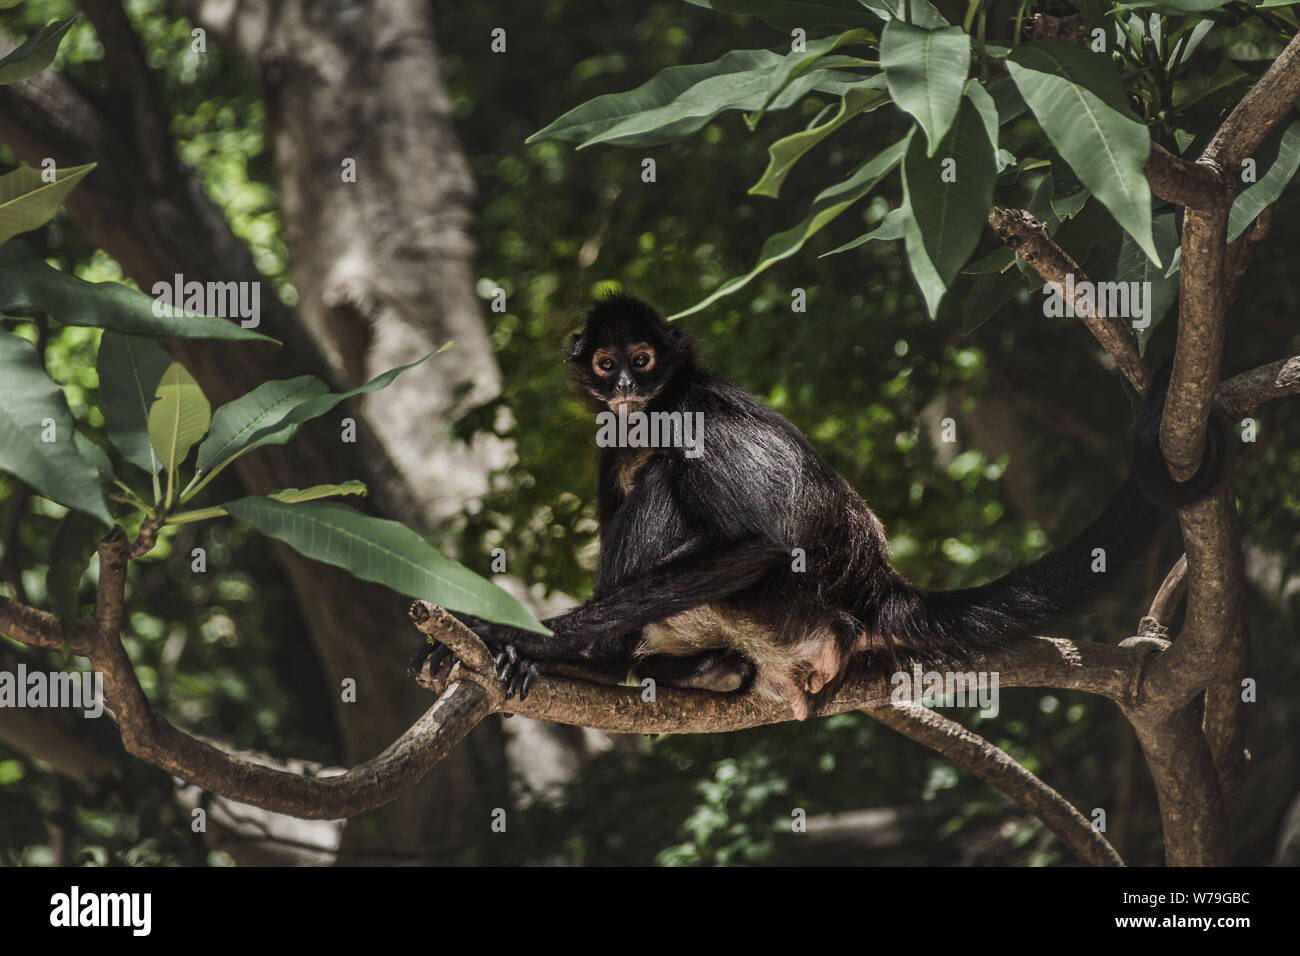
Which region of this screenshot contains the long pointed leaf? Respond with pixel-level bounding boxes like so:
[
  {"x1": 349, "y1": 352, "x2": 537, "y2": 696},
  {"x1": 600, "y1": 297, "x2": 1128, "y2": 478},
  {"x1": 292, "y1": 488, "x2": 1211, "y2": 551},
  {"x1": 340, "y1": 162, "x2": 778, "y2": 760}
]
[
  {"x1": 751, "y1": 81, "x2": 889, "y2": 197},
  {"x1": 902, "y1": 100, "x2": 997, "y2": 314},
  {"x1": 684, "y1": 0, "x2": 877, "y2": 30},
  {"x1": 672, "y1": 135, "x2": 909, "y2": 318},
  {"x1": 195, "y1": 375, "x2": 330, "y2": 476},
  {"x1": 189, "y1": 357, "x2": 427, "y2": 492},
  {"x1": 97, "y1": 332, "x2": 173, "y2": 477},
  {"x1": 1006, "y1": 42, "x2": 1158, "y2": 265},
  {"x1": 0, "y1": 242, "x2": 276, "y2": 342},
  {"x1": 0, "y1": 16, "x2": 75, "y2": 85},
  {"x1": 223, "y1": 498, "x2": 548, "y2": 634},
  {"x1": 528, "y1": 50, "x2": 861, "y2": 148},
  {"x1": 0, "y1": 163, "x2": 95, "y2": 245},
  {"x1": 882, "y1": 22, "x2": 971, "y2": 156},
  {"x1": 147, "y1": 363, "x2": 211, "y2": 504},
  {"x1": 0, "y1": 333, "x2": 111, "y2": 525},
  {"x1": 47, "y1": 512, "x2": 104, "y2": 638},
  {"x1": 1229, "y1": 118, "x2": 1300, "y2": 243}
]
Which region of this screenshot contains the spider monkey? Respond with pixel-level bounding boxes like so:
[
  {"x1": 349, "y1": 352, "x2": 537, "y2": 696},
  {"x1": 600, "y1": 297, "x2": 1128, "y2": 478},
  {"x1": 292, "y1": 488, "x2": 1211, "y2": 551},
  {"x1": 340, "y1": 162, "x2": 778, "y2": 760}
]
[{"x1": 416, "y1": 295, "x2": 1223, "y2": 719}]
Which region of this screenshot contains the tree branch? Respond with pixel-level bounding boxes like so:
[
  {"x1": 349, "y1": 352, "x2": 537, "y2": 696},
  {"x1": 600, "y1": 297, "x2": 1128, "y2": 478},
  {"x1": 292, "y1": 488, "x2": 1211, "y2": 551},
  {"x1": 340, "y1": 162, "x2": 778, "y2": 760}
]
[
  {"x1": 1216, "y1": 355, "x2": 1300, "y2": 419},
  {"x1": 987, "y1": 208, "x2": 1153, "y2": 395},
  {"x1": 1204, "y1": 28, "x2": 1300, "y2": 173},
  {"x1": 1146, "y1": 142, "x2": 1225, "y2": 210},
  {"x1": 865, "y1": 702, "x2": 1124, "y2": 866},
  {"x1": 1161, "y1": 205, "x2": 1230, "y2": 482}
]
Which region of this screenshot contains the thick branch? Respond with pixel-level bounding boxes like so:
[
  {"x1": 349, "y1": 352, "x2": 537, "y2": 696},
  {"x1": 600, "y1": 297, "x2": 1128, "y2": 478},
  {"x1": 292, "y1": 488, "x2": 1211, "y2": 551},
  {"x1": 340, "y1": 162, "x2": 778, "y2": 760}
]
[
  {"x1": 1216, "y1": 355, "x2": 1300, "y2": 418},
  {"x1": 1146, "y1": 143, "x2": 1225, "y2": 210},
  {"x1": 1204, "y1": 28, "x2": 1300, "y2": 172},
  {"x1": 1161, "y1": 205, "x2": 1230, "y2": 482},
  {"x1": 1126, "y1": 704, "x2": 1227, "y2": 866},
  {"x1": 988, "y1": 208, "x2": 1153, "y2": 395},
  {"x1": 865, "y1": 702, "x2": 1124, "y2": 867}
]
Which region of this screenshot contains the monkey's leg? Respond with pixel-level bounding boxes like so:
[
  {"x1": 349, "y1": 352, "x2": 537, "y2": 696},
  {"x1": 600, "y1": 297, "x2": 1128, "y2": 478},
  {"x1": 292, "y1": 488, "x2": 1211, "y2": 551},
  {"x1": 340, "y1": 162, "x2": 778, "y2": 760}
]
[
  {"x1": 415, "y1": 539, "x2": 782, "y2": 699},
  {"x1": 490, "y1": 538, "x2": 783, "y2": 697},
  {"x1": 635, "y1": 651, "x2": 754, "y2": 693}
]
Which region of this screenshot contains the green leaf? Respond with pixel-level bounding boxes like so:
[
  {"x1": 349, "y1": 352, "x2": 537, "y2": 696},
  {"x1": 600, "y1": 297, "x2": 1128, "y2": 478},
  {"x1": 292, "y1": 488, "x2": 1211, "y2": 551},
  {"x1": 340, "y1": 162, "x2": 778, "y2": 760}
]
[
  {"x1": 0, "y1": 333, "x2": 111, "y2": 525},
  {"x1": 1006, "y1": 42, "x2": 1158, "y2": 265},
  {"x1": 962, "y1": 269, "x2": 1027, "y2": 334},
  {"x1": 963, "y1": 246, "x2": 1015, "y2": 274},
  {"x1": 166, "y1": 480, "x2": 368, "y2": 525},
  {"x1": 223, "y1": 498, "x2": 549, "y2": 634},
  {"x1": 97, "y1": 332, "x2": 173, "y2": 479},
  {"x1": 751, "y1": 81, "x2": 889, "y2": 197},
  {"x1": 858, "y1": 0, "x2": 950, "y2": 29},
  {"x1": 1229, "y1": 118, "x2": 1300, "y2": 243},
  {"x1": 881, "y1": 22, "x2": 971, "y2": 156},
  {"x1": 820, "y1": 206, "x2": 907, "y2": 257},
  {"x1": 195, "y1": 376, "x2": 330, "y2": 477},
  {"x1": 748, "y1": 29, "x2": 878, "y2": 127},
  {"x1": 901, "y1": 100, "x2": 997, "y2": 315},
  {"x1": 186, "y1": 357, "x2": 427, "y2": 500},
  {"x1": 0, "y1": 242, "x2": 277, "y2": 342},
  {"x1": 147, "y1": 363, "x2": 211, "y2": 507},
  {"x1": 0, "y1": 16, "x2": 75, "y2": 85},
  {"x1": 965, "y1": 80, "x2": 1000, "y2": 157},
  {"x1": 528, "y1": 50, "x2": 861, "y2": 148},
  {"x1": 0, "y1": 163, "x2": 94, "y2": 245},
  {"x1": 1116, "y1": 208, "x2": 1181, "y2": 352},
  {"x1": 1116, "y1": 0, "x2": 1230, "y2": 10},
  {"x1": 46, "y1": 512, "x2": 104, "y2": 639},
  {"x1": 901, "y1": 202, "x2": 946, "y2": 315},
  {"x1": 683, "y1": 0, "x2": 877, "y2": 30},
  {"x1": 672, "y1": 135, "x2": 909, "y2": 318}
]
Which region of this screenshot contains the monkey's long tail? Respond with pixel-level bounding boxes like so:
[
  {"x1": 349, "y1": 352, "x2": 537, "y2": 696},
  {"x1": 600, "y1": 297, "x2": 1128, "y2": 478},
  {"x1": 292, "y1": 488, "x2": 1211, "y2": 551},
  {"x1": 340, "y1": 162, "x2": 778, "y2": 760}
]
[{"x1": 867, "y1": 375, "x2": 1225, "y2": 661}]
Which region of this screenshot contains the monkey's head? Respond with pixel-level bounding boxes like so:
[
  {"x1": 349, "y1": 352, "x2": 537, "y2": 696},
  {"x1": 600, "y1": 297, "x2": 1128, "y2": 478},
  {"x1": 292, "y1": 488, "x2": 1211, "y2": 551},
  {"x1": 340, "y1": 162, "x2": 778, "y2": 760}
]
[{"x1": 567, "y1": 295, "x2": 693, "y2": 412}]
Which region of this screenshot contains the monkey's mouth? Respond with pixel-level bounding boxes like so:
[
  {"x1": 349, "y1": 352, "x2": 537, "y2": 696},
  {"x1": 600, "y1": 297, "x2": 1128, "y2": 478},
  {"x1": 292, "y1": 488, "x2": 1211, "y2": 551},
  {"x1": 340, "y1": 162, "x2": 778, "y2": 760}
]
[{"x1": 608, "y1": 396, "x2": 647, "y2": 413}]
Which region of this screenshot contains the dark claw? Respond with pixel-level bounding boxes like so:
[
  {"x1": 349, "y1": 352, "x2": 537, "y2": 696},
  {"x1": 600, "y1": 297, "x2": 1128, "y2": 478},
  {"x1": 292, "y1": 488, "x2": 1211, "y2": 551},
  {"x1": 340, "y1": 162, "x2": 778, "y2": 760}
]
[
  {"x1": 519, "y1": 667, "x2": 536, "y2": 700},
  {"x1": 408, "y1": 641, "x2": 452, "y2": 679}
]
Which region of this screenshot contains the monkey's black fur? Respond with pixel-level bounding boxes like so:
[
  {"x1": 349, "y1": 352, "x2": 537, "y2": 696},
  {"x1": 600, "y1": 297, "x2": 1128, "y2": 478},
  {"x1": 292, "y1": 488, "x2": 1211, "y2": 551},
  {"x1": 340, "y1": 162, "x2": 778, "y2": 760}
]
[{"x1": 427, "y1": 296, "x2": 1224, "y2": 717}]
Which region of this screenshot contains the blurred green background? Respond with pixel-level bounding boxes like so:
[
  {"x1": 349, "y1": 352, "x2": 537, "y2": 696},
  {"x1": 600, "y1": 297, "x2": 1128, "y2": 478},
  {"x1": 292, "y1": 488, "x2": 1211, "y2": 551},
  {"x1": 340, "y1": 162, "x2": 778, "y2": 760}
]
[{"x1": 1, "y1": 0, "x2": 1297, "y2": 866}]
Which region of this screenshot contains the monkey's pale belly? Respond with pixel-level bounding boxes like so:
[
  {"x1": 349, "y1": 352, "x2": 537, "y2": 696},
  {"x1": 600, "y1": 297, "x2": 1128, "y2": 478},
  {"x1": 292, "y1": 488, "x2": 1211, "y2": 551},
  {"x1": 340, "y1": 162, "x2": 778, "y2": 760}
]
[{"x1": 637, "y1": 604, "x2": 847, "y2": 720}]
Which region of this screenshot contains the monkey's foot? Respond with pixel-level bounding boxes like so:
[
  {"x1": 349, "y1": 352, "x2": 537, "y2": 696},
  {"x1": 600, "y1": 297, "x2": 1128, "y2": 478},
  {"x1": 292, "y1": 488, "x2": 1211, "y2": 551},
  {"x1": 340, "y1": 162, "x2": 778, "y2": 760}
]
[{"x1": 799, "y1": 632, "x2": 847, "y2": 695}]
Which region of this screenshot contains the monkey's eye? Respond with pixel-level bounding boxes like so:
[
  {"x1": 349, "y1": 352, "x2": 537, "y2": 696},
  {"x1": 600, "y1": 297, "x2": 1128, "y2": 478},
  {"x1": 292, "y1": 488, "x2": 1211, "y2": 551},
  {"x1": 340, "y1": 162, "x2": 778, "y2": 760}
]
[
  {"x1": 596, "y1": 357, "x2": 616, "y2": 374},
  {"x1": 631, "y1": 351, "x2": 654, "y2": 370}
]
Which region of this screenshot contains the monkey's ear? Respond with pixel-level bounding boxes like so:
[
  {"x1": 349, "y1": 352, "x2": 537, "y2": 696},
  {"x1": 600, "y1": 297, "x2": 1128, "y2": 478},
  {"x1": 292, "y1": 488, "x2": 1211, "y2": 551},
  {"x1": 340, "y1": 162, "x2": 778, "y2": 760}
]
[
  {"x1": 567, "y1": 332, "x2": 587, "y2": 362},
  {"x1": 662, "y1": 322, "x2": 691, "y2": 355}
]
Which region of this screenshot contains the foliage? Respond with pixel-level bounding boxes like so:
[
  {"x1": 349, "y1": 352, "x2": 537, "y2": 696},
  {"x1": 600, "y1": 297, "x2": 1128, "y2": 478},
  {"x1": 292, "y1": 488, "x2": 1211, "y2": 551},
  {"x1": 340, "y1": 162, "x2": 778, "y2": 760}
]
[{"x1": 1, "y1": 0, "x2": 1298, "y2": 867}]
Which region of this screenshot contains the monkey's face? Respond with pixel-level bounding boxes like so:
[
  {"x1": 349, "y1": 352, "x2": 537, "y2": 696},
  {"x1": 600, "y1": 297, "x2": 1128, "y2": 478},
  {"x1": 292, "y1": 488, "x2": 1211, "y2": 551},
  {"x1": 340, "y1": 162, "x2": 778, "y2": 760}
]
[
  {"x1": 585, "y1": 341, "x2": 664, "y2": 412},
  {"x1": 568, "y1": 296, "x2": 692, "y2": 411}
]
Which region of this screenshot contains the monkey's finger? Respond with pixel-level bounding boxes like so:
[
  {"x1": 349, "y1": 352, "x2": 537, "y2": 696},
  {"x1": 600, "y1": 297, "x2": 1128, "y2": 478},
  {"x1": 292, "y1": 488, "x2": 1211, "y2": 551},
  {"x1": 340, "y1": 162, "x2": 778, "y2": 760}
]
[
  {"x1": 407, "y1": 641, "x2": 451, "y2": 678},
  {"x1": 519, "y1": 668, "x2": 536, "y2": 701}
]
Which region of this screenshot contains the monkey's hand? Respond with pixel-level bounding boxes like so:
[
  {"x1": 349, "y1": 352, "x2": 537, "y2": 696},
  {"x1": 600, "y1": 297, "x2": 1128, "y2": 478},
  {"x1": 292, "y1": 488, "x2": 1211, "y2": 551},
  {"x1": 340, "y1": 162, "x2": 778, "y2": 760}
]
[{"x1": 407, "y1": 613, "x2": 541, "y2": 701}]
